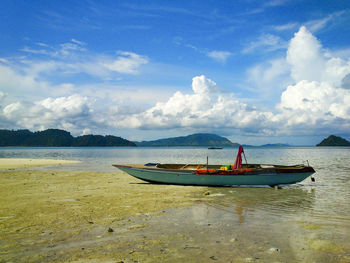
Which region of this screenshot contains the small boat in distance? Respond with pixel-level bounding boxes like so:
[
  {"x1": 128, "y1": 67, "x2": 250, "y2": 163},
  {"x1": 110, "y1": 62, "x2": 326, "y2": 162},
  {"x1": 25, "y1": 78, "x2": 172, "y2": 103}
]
[
  {"x1": 113, "y1": 146, "x2": 315, "y2": 187},
  {"x1": 208, "y1": 147, "x2": 223, "y2": 149}
]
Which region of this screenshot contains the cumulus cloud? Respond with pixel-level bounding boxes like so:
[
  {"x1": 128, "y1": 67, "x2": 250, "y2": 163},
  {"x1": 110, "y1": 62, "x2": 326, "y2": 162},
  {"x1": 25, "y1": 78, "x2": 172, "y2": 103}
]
[
  {"x1": 286, "y1": 26, "x2": 350, "y2": 88},
  {"x1": 2, "y1": 94, "x2": 99, "y2": 133},
  {"x1": 278, "y1": 81, "x2": 350, "y2": 119},
  {"x1": 277, "y1": 26, "x2": 350, "y2": 134},
  {"x1": 119, "y1": 27, "x2": 350, "y2": 136},
  {"x1": 1, "y1": 27, "x2": 349, "y2": 139},
  {"x1": 116, "y1": 75, "x2": 274, "y2": 134},
  {"x1": 286, "y1": 26, "x2": 325, "y2": 82}
]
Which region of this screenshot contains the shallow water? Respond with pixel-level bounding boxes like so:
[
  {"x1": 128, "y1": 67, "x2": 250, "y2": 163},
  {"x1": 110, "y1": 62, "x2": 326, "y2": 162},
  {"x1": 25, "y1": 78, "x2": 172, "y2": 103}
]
[{"x1": 1, "y1": 146, "x2": 349, "y2": 262}]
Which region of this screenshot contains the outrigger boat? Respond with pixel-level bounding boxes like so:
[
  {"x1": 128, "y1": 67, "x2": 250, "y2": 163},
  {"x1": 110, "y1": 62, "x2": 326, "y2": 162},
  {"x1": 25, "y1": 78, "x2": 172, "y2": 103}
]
[{"x1": 113, "y1": 146, "x2": 315, "y2": 187}]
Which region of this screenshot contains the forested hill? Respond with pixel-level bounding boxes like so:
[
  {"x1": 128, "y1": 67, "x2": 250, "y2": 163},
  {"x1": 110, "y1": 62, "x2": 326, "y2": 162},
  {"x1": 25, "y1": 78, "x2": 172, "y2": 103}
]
[
  {"x1": 0, "y1": 129, "x2": 136, "y2": 147},
  {"x1": 135, "y1": 133, "x2": 239, "y2": 147},
  {"x1": 316, "y1": 135, "x2": 350, "y2": 146}
]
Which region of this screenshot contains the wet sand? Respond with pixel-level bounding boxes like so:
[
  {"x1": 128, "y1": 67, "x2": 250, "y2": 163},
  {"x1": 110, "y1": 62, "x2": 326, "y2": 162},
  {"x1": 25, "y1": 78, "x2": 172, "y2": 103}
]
[
  {"x1": 0, "y1": 160, "x2": 206, "y2": 262},
  {"x1": 0, "y1": 159, "x2": 349, "y2": 262}
]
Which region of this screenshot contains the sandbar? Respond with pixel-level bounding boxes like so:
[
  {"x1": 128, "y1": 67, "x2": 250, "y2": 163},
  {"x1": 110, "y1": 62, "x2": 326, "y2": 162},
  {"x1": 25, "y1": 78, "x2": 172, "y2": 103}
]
[
  {"x1": 0, "y1": 158, "x2": 80, "y2": 169},
  {"x1": 0, "y1": 168, "x2": 205, "y2": 262}
]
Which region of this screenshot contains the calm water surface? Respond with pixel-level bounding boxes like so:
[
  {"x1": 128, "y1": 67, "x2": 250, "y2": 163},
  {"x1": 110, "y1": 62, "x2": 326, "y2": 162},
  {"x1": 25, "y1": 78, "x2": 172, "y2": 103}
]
[{"x1": 1, "y1": 147, "x2": 349, "y2": 262}]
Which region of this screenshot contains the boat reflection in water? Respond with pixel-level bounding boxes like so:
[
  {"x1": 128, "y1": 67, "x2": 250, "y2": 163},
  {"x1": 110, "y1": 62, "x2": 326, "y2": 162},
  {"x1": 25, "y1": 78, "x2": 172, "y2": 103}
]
[
  {"x1": 194, "y1": 186, "x2": 315, "y2": 224},
  {"x1": 129, "y1": 186, "x2": 320, "y2": 262}
]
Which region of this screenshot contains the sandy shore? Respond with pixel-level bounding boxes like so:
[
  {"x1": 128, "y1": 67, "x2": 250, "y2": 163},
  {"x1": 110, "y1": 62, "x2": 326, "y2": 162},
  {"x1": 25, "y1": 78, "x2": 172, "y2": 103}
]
[
  {"x1": 0, "y1": 166, "x2": 206, "y2": 262},
  {"x1": 0, "y1": 160, "x2": 348, "y2": 262},
  {"x1": 0, "y1": 158, "x2": 80, "y2": 169}
]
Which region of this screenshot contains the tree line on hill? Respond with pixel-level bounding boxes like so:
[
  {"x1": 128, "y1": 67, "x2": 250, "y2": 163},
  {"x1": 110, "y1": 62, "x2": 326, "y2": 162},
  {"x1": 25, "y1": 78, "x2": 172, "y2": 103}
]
[
  {"x1": 0, "y1": 129, "x2": 136, "y2": 147},
  {"x1": 135, "y1": 133, "x2": 239, "y2": 147},
  {"x1": 1, "y1": 129, "x2": 349, "y2": 147},
  {"x1": 316, "y1": 135, "x2": 350, "y2": 146}
]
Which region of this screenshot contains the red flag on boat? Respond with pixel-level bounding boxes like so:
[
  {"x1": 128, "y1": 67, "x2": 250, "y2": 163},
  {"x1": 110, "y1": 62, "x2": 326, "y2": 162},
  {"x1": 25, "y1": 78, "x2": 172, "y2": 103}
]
[{"x1": 233, "y1": 145, "x2": 244, "y2": 169}]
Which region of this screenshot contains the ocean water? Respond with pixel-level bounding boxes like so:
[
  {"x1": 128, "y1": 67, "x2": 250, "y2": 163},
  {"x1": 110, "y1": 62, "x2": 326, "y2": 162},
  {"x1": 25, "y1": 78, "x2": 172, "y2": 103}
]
[{"x1": 1, "y1": 146, "x2": 349, "y2": 261}]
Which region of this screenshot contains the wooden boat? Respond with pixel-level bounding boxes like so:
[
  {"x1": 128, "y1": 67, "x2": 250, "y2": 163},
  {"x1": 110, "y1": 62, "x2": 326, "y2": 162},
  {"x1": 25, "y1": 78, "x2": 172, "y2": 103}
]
[{"x1": 113, "y1": 146, "x2": 315, "y2": 187}]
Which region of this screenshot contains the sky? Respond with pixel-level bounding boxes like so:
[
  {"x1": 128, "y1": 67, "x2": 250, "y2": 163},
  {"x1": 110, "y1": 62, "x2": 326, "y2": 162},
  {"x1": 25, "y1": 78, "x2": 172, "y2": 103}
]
[{"x1": 1, "y1": 0, "x2": 350, "y2": 145}]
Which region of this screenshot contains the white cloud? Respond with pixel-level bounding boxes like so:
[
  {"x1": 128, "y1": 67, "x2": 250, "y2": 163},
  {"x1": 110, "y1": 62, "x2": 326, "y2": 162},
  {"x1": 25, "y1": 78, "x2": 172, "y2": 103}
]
[
  {"x1": 1, "y1": 27, "x2": 350, "y2": 139},
  {"x1": 272, "y1": 11, "x2": 347, "y2": 34},
  {"x1": 173, "y1": 38, "x2": 232, "y2": 63},
  {"x1": 191, "y1": 75, "x2": 219, "y2": 94},
  {"x1": 19, "y1": 41, "x2": 148, "y2": 77},
  {"x1": 2, "y1": 94, "x2": 97, "y2": 132},
  {"x1": 206, "y1": 51, "x2": 232, "y2": 63},
  {"x1": 247, "y1": 58, "x2": 290, "y2": 97},
  {"x1": 276, "y1": 80, "x2": 350, "y2": 135},
  {"x1": 287, "y1": 26, "x2": 350, "y2": 85},
  {"x1": 272, "y1": 22, "x2": 298, "y2": 31},
  {"x1": 243, "y1": 33, "x2": 287, "y2": 54},
  {"x1": 303, "y1": 12, "x2": 345, "y2": 33},
  {"x1": 279, "y1": 81, "x2": 349, "y2": 117},
  {"x1": 286, "y1": 26, "x2": 325, "y2": 82},
  {"x1": 276, "y1": 26, "x2": 350, "y2": 134},
  {"x1": 103, "y1": 51, "x2": 149, "y2": 74},
  {"x1": 21, "y1": 39, "x2": 87, "y2": 57},
  {"x1": 304, "y1": 16, "x2": 332, "y2": 32},
  {"x1": 118, "y1": 27, "x2": 350, "y2": 136},
  {"x1": 116, "y1": 75, "x2": 274, "y2": 134},
  {"x1": 0, "y1": 43, "x2": 151, "y2": 102}
]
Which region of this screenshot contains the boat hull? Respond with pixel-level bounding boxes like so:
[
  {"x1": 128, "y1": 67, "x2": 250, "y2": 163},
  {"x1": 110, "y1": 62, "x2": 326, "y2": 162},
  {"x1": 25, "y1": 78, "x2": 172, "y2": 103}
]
[{"x1": 115, "y1": 165, "x2": 314, "y2": 186}]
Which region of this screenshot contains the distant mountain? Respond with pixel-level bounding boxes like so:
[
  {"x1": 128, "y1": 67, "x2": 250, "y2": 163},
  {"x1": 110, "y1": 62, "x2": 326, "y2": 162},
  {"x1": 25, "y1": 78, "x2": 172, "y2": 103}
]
[
  {"x1": 260, "y1": 143, "x2": 290, "y2": 147},
  {"x1": 242, "y1": 143, "x2": 290, "y2": 147},
  {"x1": 316, "y1": 135, "x2": 350, "y2": 146},
  {"x1": 0, "y1": 129, "x2": 136, "y2": 147},
  {"x1": 135, "y1": 133, "x2": 239, "y2": 147}
]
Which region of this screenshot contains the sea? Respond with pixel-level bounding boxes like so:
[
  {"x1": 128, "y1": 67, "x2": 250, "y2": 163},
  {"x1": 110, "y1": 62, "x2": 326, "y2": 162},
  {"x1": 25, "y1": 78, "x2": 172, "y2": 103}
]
[{"x1": 1, "y1": 146, "x2": 349, "y2": 262}]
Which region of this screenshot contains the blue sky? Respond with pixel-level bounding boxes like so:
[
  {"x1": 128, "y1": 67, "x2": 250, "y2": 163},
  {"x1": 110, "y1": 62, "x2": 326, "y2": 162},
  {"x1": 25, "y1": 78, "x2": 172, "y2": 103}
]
[{"x1": 1, "y1": 0, "x2": 350, "y2": 145}]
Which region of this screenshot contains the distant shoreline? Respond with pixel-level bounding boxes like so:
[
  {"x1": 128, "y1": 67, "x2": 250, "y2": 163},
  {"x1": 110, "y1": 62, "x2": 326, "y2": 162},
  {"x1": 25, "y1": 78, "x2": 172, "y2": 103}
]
[{"x1": 2, "y1": 145, "x2": 348, "y2": 148}]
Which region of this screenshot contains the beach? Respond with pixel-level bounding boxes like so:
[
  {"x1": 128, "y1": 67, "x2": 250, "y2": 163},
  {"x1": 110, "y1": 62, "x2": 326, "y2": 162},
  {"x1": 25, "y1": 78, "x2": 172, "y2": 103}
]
[
  {"x1": 0, "y1": 155, "x2": 349, "y2": 262},
  {"x1": 0, "y1": 159, "x2": 206, "y2": 262},
  {"x1": 0, "y1": 158, "x2": 80, "y2": 169}
]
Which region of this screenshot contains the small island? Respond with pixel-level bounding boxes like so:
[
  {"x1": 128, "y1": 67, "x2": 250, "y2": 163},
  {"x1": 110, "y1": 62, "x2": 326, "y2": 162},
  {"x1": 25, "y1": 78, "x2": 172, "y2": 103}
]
[{"x1": 316, "y1": 135, "x2": 350, "y2": 146}]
